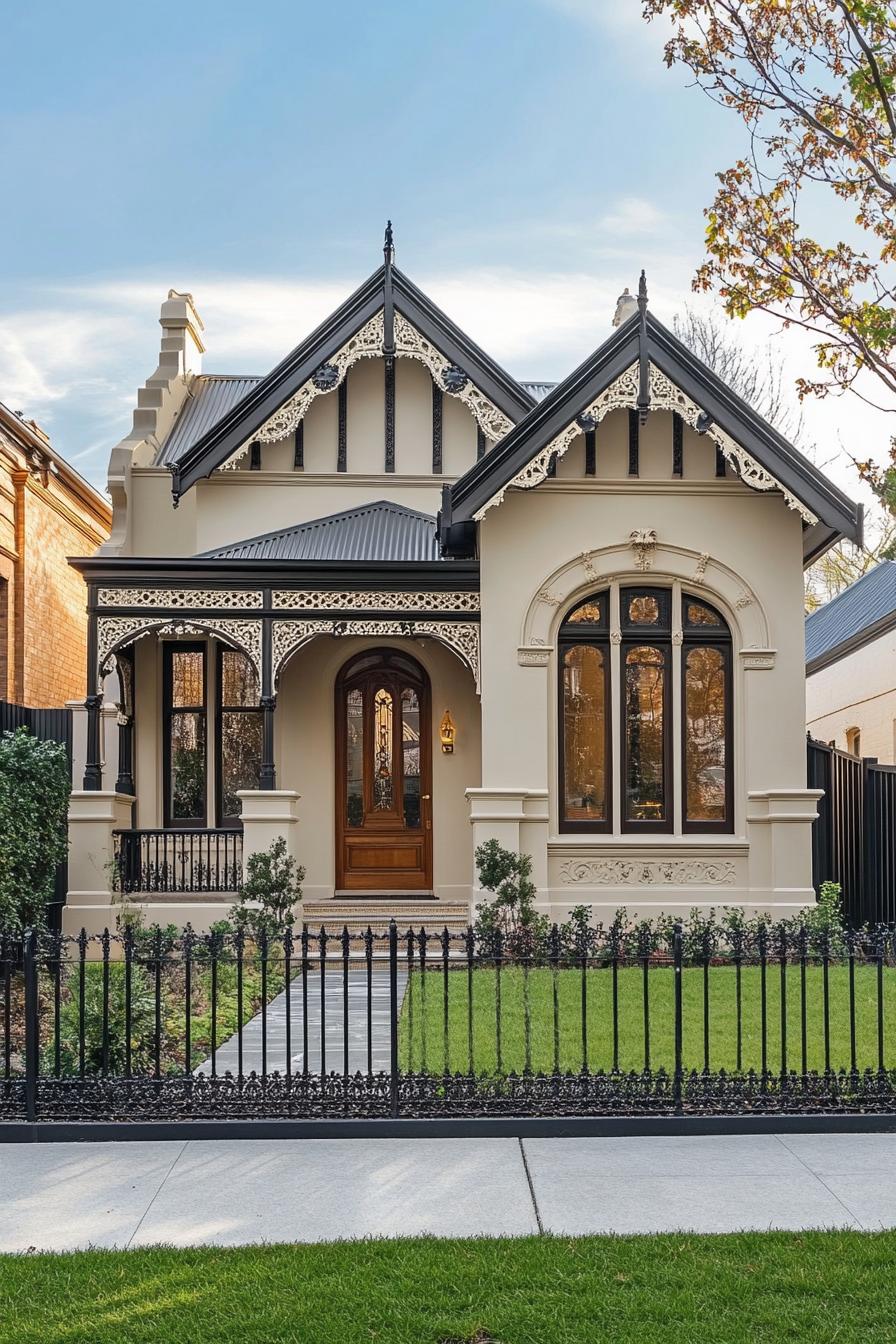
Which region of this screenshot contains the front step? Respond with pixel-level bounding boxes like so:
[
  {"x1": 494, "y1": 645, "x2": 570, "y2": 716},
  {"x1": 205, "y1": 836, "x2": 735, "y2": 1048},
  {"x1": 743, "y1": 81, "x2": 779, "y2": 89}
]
[{"x1": 301, "y1": 899, "x2": 469, "y2": 937}]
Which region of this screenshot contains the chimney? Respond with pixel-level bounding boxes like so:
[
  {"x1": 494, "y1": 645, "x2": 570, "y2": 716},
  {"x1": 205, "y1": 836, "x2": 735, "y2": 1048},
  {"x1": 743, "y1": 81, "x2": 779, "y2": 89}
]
[{"x1": 612, "y1": 286, "x2": 638, "y2": 328}]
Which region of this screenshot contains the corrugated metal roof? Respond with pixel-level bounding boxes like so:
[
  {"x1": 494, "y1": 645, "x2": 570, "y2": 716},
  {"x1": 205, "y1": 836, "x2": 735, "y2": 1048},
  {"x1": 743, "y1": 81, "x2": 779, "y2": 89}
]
[
  {"x1": 156, "y1": 376, "x2": 262, "y2": 465},
  {"x1": 200, "y1": 500, "x2": 443, "y2": 563},
  {"x1": 805, "y1": 560, "x2": 896, "y2": 666},
  {"x1": 519, "y1": 381, "x2": 557, "y2": 402}
]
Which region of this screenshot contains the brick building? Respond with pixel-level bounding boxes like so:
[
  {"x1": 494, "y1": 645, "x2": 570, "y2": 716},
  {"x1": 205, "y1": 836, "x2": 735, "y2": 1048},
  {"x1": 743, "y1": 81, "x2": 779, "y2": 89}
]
[{"x1": 0, "y1": 400, "x2": 111, "y2": 706}]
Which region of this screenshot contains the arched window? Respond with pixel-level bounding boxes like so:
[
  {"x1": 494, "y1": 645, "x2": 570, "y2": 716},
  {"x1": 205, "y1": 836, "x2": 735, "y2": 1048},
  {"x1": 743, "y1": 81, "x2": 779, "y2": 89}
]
[{"x1": 558, "y1": 587, "x2": 733, "y2": 834}]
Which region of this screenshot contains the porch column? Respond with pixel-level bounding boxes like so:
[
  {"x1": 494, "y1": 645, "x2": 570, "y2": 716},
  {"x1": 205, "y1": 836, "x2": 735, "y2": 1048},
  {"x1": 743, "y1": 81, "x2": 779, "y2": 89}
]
[
  {"x1": 115, "y1": 647, "x2": 135, "y2": 797},
  {"x1": 82, "y1": 608, "x2": 104, "y2": 791},
  {"x1": 259, "y1": 612, "x2": 276, "y2": 788}
]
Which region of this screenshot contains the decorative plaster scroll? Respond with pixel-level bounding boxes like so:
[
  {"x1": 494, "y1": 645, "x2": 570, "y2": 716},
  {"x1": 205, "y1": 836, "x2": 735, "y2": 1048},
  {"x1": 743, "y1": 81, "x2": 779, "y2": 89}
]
[
  {"x1": 648, "y1": 366, "x2": 817, "y2": 524},
  {"x1": 474, "y1": 362, "x2": 640, "y2": 520},
  {"x1": 629, "y1": 529, "x2": 657, "y2": 572},
  {"x1": 220, "y1": 313, "x2": 386, "y2": 466},
  {"x1": 559, "y1": 858, "x2": 737, "y2": 886},
  {"x1": 96, "y1": 616, "x2": 262, "y2": 688},
  {"x1": 272, "y1": 589, "x2": 480, "y2": 614},
  {"x1": 690, "y1": 553, "x2": 710, "y2": 585},
  {"x1": 392, "y1": 313, "x2": 514, "y2": 444},
  {"x1": 272, "y1": 618, "x2": 480, "y2": 690},
  {"x1": 98, "y1": 587, "x2": 263, "y2": 610}
]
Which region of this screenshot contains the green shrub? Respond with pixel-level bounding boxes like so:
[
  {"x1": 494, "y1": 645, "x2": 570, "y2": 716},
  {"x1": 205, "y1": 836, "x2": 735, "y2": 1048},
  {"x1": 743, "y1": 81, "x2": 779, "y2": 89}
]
[
  {"x1": 230, "y1": 836, "x2": 304, "y2": 936},
  {"x1": 473, "y1": 839, "x2": 549, "y2": 956},
  {"x1": 52, "y1": 961, "x2": 156, "y2": 1076},
  {"x1": 0, "y1": 727, "x2": 70, "y2": 930}
]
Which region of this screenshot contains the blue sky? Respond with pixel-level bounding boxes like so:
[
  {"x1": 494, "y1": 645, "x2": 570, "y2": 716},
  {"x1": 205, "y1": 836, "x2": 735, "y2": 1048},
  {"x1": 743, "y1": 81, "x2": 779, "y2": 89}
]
[{"x1": 0, "y1": 0, "x2": 887, "y2": 501}]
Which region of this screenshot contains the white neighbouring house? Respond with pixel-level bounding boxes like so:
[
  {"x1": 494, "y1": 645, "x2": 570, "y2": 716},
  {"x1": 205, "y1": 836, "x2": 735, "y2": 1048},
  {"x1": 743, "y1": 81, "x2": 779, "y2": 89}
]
[
  {"x1": 806, "y1": 560, "x2": 896, "y2": 763},
  {"x1": 64, "y1": 232, "x2": 863, "y2": 936}
]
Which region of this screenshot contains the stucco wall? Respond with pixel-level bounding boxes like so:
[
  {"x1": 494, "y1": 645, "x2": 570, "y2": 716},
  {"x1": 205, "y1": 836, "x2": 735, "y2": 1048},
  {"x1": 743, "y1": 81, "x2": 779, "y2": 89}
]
[{"x1": 807, "y1": 627, "x2": 896, "y2": 762}]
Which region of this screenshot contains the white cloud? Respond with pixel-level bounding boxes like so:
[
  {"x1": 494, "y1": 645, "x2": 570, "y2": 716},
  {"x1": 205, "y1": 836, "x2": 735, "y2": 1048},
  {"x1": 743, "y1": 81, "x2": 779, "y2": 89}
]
[{"x1": 598, "y1": 196, "x2": 668, "y2": 237}]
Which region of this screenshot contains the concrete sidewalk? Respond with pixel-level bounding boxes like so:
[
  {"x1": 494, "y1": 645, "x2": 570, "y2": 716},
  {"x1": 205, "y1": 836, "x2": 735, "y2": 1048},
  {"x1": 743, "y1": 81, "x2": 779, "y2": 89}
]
[{"x1": 1, "y1": 1133, "x2": 895, "y2": 1252}]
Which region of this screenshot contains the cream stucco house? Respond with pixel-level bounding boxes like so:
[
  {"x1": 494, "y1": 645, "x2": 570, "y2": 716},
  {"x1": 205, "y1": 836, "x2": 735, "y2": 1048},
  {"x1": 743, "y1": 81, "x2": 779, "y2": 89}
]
[{"x1": 64, "y1": 231, "x2": 863, "y2": 936}]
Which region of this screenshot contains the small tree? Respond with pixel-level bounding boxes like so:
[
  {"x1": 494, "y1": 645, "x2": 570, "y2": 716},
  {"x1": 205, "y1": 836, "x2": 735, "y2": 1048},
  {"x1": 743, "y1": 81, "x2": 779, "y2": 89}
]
[
  {"x1": 0, "y1": 728, "x2": 70, "y2": 930},
  {"x1": 231, "y1": 836, "x2": 304, "y2": 937},
  {"x1": 473, "y1": 839, "x2": 548, "y2": 957}
]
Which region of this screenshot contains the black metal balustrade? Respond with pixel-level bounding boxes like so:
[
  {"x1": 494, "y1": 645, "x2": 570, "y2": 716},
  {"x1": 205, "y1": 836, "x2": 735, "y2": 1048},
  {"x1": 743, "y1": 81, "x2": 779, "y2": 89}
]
[
  {"x1": 1, "y1": 919, "x2": 895, "y2": 1126},
  {"x1": 113, "y1": 829, "x2": 243, "y2": 895}
]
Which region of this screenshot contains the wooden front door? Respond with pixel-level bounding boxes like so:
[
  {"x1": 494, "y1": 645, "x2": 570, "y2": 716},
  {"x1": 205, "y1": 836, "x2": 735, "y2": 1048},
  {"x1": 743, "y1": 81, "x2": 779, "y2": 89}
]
[{"x1": 335, "y1": 650, "x2": 432, "y2": 892}]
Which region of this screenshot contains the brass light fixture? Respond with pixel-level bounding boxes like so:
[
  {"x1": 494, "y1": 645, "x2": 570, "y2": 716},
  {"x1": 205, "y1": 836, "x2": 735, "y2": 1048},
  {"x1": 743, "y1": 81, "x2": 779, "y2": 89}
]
[{"x1": 439, "y1": 709, "x2": 456, "y2": 754}]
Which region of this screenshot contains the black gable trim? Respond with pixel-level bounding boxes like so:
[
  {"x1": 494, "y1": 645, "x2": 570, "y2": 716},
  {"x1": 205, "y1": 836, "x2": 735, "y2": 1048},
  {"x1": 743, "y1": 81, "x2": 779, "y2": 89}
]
[
  {"x1": 445, "y1": 311, "x2": 862, "y2": 559},
  {"x1": 170, "y1": 265, "x2": 535, "y2": 500}
]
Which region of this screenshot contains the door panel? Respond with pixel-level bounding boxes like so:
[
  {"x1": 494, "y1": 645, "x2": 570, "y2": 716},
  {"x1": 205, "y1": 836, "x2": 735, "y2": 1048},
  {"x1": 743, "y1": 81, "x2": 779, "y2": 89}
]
[{"x1": 336, "y1": 651, "x2": 432, "y2": 892}]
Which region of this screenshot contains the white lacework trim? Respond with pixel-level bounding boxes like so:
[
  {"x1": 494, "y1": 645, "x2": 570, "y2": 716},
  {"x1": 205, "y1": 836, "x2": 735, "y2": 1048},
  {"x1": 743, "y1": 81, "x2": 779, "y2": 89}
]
[
  {"x1": 96, "y1": 616, "x2": 262, "y2": 688},
  {"x1": 647, "y1": 366, "x2": 818, "y2": 525},
  {"x1": 272, "y1": 618, "x2": 480, "y2": 690},
  {"x1": 98, "y1": 588, "x2": 263, "y2": 610},
  {"x1": 392, "y1": 313, "x2": 513, "y2": 443},
  {"x1": 473, "y1": 363, "x2": 641, "y2": 521},
  {"x1": 219, "y1": 314, "x2": 386, "y2": 467},
  {"x1": 272, "y1": 589, "x2": 480, "y2": 614},
  {"x1": 473, "y1": 361, "x2": 818, "y2": 526}
]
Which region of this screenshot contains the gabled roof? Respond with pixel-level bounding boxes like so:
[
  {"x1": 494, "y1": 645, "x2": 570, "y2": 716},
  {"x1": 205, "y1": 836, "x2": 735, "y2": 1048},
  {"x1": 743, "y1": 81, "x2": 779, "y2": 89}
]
[
  {"x1": 806, "y1": 560, "x2": 896, "y2": 673},
  {"x1": 442, "y1": 306, "x2": 863, "y2": 564},
  {"x1": 169, "y1": 259, "x2": 535, "y2": 497},
  {"x1": 199, "y1": 500, "x2": 444, "y2": 563}
]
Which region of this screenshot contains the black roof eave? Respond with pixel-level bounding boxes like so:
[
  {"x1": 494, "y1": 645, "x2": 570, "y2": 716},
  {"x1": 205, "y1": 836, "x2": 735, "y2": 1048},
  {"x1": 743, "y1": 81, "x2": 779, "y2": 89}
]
[
  {"x1": 446, "y1": 311, "x2": 863, "y2": 555},
  {"x1": 170, "y1": 264, "x2": 535, "y2": 499},
  {"x1": 69, "y1": 555, "x2": 480, "y2": 589}
]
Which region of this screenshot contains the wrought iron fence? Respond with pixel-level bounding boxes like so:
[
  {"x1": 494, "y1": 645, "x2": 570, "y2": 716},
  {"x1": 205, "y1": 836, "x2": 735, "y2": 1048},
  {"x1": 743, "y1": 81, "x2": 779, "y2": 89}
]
[
  {"x1": 113, "y1": 829, "x2": 243, "y2": 894},
  {"x1": 2, "y1": 919, "x2": 896, "y2": 1124}
]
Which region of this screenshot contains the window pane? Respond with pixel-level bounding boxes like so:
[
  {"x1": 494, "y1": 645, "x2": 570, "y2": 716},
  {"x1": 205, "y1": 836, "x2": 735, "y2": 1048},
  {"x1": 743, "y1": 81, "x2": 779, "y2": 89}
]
[
  {"x1": 627, "y1": 594, "x2": 660, "y2": 625},
  {"x1": 346, "y1": 689, "x2": 364, "y2": 827},
  {"x1": 685, "y1": 600, "x2": 723, "y2": 628},
  {"x1": 171, "y1": 650, "x2": 204, "y2": 708},
  {"x1": 562, "y1": 645, "x2": 607, "y2": 822},
  {"x1": 170, "y1": 712, "x2": 206, "y2": 819},
  {"x1": 221, "y1": 650, "x2": 259, "y2": 706},
  {"x1": 566, "y1": 596, "x2": 606, "y2": 626},
  {"x1": 624, "y1": 646, "x2": 666, "y2": 822},
  {"x1": 402, "y1": 688, "x2": 421, "y2": 828},
  {"x1": 220, "y1": 712, "x2": 263, "y2": 818},
  {"x1": 685, "y1": 647, "x2": 728, "y2": 822},
  {"x1": 372, "y1": 687, "x2": 394, "y2": 811}
]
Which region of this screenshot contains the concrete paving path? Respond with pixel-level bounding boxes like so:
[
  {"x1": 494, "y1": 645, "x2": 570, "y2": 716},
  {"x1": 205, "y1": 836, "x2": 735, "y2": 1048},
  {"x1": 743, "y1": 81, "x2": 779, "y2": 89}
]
[
  {"x1": 195, "y1": 966, "x2": 407, "y2": 1077},
  {"x1": 1, "y1": 1133, "x2": 896, "y2": 1251}
]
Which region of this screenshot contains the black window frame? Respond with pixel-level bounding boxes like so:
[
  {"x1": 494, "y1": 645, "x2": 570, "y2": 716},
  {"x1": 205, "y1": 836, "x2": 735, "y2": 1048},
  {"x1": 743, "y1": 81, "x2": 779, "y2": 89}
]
[
  {"x1": 681, "y1": 594, "x2": 733, "y2": 834},
  {"x1": 162, "y1": 641, "x2": 208, "y2": 829},
  {"x1": 558, "y1": 591, "x2": 612, "y2": 834},
  {"x1": 620, "y1": 587, "x2": 673, "y2": 834},
  {"x1": 215, "y1": 644, "x2": 263, "y2": 830}
]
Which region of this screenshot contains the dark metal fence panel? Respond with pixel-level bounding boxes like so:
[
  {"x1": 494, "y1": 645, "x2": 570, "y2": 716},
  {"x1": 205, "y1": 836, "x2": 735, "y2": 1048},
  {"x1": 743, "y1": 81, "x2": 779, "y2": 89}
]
[
  {"x1": 2, "y1": 919, "x2": 895, "y2": 1125},
  {"x1": 113, "y1": 830, "x2": 244, "y2": 894},
  {"x1": 808, "y1": 736, "x2": 896, "y2": 926},
  {"x1": 0, "y1": 701, "x2": 73, "y2": 931}
]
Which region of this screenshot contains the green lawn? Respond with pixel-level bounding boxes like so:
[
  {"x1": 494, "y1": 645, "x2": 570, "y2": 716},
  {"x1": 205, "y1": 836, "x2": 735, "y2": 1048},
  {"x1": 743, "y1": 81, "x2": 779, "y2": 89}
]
[
  {"x1": 398, "y1": 965, "x2": 896, "y2": 1076},
  {"x1": 1, "y1": 1233, "x2": 894, "y2": 1343}
]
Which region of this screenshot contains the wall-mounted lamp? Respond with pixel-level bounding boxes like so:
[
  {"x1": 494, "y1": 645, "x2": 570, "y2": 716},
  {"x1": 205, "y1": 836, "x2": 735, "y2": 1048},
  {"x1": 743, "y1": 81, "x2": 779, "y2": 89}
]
[{"x1": 439, "y1": 709, "x2": 456, "y2": 754}]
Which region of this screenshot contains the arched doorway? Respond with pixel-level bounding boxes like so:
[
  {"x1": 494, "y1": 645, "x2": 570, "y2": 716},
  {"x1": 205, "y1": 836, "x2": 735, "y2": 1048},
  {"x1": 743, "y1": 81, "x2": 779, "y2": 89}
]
[{"x1": 335, "y1": 649, "x2": 433, "y2": 893}]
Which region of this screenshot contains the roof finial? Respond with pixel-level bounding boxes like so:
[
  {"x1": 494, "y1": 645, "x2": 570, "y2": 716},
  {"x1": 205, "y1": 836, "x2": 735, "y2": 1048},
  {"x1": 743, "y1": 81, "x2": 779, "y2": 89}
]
[
  {"x1": 637, "y1": 269, "x2": 650, "y2": 424},
  {"x1": 383, "y1": 219, "x2": 394, "y2": 266},
  {"x1": 638, "y1": 269, "x2": 648, "y2": 315}
]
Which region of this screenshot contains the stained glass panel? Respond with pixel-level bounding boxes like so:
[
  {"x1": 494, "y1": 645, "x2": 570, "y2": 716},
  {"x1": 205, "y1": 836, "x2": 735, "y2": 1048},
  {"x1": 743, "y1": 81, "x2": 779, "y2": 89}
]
[
  {"x1": 624, "y1": 645, "x2": 666, "y2": 822},
  {"x1": 221, "y1": 650, "x2": 259, "y2": 706},
  {"x1": 372, "y1": 687, "x2": 394, "y2": 811},
  {"x1": 562, "y1": 645, "x2": 607, "y2": 821},
  {"x1": 685, "y1": 601, "x2": 723, "y2": 628},
  {"x1": 402, "y1": 688, "x2": 421, "y2": 828},
  {"x1": 220, "y1": 712, "x2": 263, "y2": 818},
  {"x1": 627, "y1": 594, "x2": 660, "y2": 625},
  {"x1": 346, "y1": 688, "x2": 364, "y2": 827},
  {"x1": 171, "y1": 650, "x2": 204, "y2": 708},
  {"x1": 566, "y1": 597, "x2": 606, "y2": 626},
  {"x1": 685, "y1": 646, "x2": 727, "y2": 822},
  {"x1": 170, "y1": 712, "x2": 206, "y2": 820}
]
